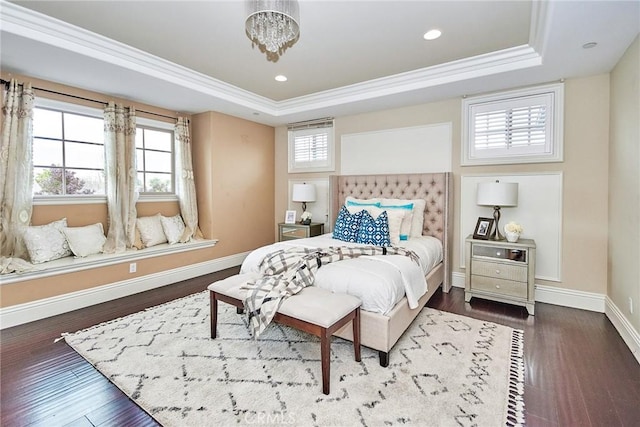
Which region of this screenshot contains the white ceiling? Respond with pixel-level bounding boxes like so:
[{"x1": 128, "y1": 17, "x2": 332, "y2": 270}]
[{"x1": 1, "y1": 1, "x2": 638, "y2": 126}]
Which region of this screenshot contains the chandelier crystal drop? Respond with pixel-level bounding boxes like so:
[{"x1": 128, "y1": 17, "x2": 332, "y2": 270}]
[{"x1": 245, "y1": 0, "x2": 300, "y2": 56}]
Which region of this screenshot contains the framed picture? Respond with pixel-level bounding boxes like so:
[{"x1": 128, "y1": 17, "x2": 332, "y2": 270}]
[
  {"x1": 284, "y1": 210, "x2": 297, "y2": 224},
  {"x1": 473, "y1": 217, "x2": 494, "y2": 240}
]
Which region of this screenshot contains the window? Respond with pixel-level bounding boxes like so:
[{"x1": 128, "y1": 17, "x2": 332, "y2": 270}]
[
  {"x1": 462, "y1": 83, "x2": 564, "y2": 165},
  {"x1": 32, "y1": 99, "x2": 176, "y2": 201},
  {"x1": 135, "y1": 121, "x2": 174, "y2": 194},
  {"x1": 32, "y1": 103, "x2": 105, "y2": 196},
  {"x1": 288, "y1": 118, "x2": 334, "y2": 173}
]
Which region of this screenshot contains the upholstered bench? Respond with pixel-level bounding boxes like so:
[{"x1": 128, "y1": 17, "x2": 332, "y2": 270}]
[{"x1": 208, "y1": 274, "x2": 362, "y2": 395}]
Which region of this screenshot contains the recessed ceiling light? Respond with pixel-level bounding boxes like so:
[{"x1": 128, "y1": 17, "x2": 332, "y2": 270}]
[
  {"x1": 423, "y1": 29, "x2": 442, "y2": 41},
  {"x1": 582, "y1": 42, "x2": 598, "y2": 49},
  {"x1": 275, "y1": 75, "x2": 288, "y2": 82}
]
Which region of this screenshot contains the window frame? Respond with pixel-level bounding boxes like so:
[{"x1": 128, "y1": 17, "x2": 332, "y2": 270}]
[
  {"x1": 287, "y1": 119, "x2": 335, "y2": 173},
  {"x1": 32, "y1": 98, "x2": 107, "y2": 204},
  {"x1": 461, "y1": 83, "x2": 564, "y2": 166},
  {"x1": 135, "y1": 116, "x2": 176, "y2": 200}
]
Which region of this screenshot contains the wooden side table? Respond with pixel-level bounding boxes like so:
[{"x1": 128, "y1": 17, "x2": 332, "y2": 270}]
[
  {"x1": 278, "y1": 222, "x2": 325, "y2": 241},
  {"x1": 464, "y1": 235, "x2": 536, "y2": 315}
]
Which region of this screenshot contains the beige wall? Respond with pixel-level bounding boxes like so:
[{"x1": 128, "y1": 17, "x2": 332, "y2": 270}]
[
  {"x1": 1, "y1": 76, "x2": 275, "y2": 308},
  {"x1": 275, "y1": 74, "x2": 611, "y2": 296},
  {"x1": 609, "y1": 35, "x2": 640, "y2": 332},
  {"x1": 191, "y1": 111, "x2": 275, "y2": 257}
]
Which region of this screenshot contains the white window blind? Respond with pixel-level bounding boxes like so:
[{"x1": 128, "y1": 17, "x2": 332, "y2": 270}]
[
  {"x1": 288, "y1": 118, "x2": 334, "y2": 172},
  {"x1": 462, "y1": 83, "x2": 563, "y2": 165}
]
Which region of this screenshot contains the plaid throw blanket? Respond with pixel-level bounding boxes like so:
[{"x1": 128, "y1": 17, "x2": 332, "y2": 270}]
[{"x1": 241, "y1": 246, "x2": 420, "y2": 338}]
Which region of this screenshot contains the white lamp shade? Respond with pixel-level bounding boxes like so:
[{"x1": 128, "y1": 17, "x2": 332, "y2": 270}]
[
  {"x1": 292, "y1": 183, "x2": 316, "y2": 203},
  {"x1": 477, "y1": 182, "x2": 518, "y2": 207}
]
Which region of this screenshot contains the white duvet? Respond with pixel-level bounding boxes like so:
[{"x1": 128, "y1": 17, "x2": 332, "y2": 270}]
[{"x1": 239, "y1": 234, "x2": 443, "y2": 315}]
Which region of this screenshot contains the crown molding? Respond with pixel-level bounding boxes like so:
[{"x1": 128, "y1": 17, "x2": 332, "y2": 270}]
[{"x1": 1, "y1": 0, "x2": 551, "y2": 118}]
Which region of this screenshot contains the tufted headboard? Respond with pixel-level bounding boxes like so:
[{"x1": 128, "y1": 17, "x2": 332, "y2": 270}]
[{"x1": 329, "y1": 172, "x2": 452, "y2": 289}]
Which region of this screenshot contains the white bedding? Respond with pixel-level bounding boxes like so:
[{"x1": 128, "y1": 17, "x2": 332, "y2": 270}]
[{"x1": 239, "y1": 234, "x2": 443, "y2": 315}]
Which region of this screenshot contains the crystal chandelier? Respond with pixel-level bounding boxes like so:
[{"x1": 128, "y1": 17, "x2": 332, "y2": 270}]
[{"x1": 245, "y1": 0, "x2": 300, "y2": 59}]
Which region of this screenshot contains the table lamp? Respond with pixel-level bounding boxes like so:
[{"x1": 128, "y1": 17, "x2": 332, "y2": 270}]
[
  {"x1": 292, "y1": 183, "x2": 316, "y2": 223},
  {"x1": 476, "y1": 180, "x2": 518, "y2": 241}
]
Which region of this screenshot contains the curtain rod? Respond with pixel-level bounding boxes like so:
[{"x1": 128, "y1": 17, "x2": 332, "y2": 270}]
[{"x1": 1, "y1": 78, "x2": 179, "y2": 121}]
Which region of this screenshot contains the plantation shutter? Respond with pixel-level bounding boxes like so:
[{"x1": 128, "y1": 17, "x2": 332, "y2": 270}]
[
  {"x1": 469, "y1": 92, "x2": 554, "y2": 159},
  {"x1": 288, "y1": 118, "x2": 334, "y2": 172}
]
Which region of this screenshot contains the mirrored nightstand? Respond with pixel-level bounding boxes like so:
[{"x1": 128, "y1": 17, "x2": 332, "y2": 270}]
[{"x1": 278, "y1": 223, "x2": 324, "y2": 241}]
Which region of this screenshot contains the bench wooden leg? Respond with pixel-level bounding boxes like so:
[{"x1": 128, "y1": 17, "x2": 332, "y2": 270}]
[
  {"x1": 210, "y1": 292, "x2": 218, "y2": 339},
  {"x1": 320, "y1": 328, "x2": 331, "y2": 395},
  {"x1": 353, "y1": 307, "x2": 361, "y2": 362}
]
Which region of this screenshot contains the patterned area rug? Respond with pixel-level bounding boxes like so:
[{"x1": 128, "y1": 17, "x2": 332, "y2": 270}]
[{"x1": 63, "y1": 291, "x2": 525, "y2": 427}]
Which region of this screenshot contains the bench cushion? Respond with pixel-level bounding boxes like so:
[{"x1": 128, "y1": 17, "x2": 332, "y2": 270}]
[
  {"x1": 278, "y1": 287, "x2": 361, "y2": 328},
  {"x1": 208, "y1": 274, "x2": 361, "y2": 329}
]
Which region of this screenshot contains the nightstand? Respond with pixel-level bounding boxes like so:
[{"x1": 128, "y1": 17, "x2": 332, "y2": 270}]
[
  {"x1": 278, "y1": 222, "x2": 325, "y2": 241},
  {"x1": 464, "y1": 235, "x2": 536, "y2": 315}
]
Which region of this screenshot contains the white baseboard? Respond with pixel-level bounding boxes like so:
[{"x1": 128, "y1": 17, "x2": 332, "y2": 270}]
[
  {"x1": 605, "y1": 297, "x2": 640, "y2": 365},
  {"x1": 534, "y1": 284, "x2": 606, "y2": 313},
  {"x1": 451, "y1": 272, "x2": 466, "y2": 288},
  {"x1": 0, "y1": 252, "x2": 249, "y2": 329},
  {"x1": 451, "y1": 272, "x2": 606, "y2": 313}
]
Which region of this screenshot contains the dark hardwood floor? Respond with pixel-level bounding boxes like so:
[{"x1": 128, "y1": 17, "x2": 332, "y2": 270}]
[{"x1": 2, "y1": 269, "x2": 639, "y2": 426}]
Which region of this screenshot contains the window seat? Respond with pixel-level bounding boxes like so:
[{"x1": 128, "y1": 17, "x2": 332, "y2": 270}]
[{"x1": 1, "y1": 239, "x2": 218, "y2": 285}]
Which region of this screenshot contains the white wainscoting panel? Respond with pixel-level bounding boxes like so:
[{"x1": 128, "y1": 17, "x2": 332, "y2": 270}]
[
  {"x1": 460, "y1": 172, "x2": 563, "y2": 281},
  {"x1": 340, "y1": 123, "x2": 452, "y2": 175}
]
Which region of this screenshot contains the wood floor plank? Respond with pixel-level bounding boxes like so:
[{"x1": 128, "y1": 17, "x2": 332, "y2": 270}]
[{"x1": 2, "y1": 271, "x2": 639, "y2": 426}]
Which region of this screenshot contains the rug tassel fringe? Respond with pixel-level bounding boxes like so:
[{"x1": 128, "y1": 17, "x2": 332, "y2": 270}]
[{"x1": 506, "y1": 329, "x2": 526, "y2": 427}]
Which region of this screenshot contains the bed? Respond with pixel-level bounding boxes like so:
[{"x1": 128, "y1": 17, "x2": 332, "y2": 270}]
[{"x1": 241, "y1": 172, "x2": 452, "y2": 366}]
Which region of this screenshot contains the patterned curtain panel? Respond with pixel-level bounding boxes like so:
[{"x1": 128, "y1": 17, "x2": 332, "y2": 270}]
[
  {"x1": 175, "y1": 117, "x2": 202, "y2": 241},
  {"x1": 0, "y1": 79, "x2": 35, "y2": 261},
  {"x1": 103, "y1": 102, "x2": 137, "y2": 253}
]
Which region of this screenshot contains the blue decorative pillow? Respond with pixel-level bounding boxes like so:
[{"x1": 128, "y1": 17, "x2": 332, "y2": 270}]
[
  {"x1": 357, "y1": 210, "x2": 391, "y2": 247},
  {"x1": 333, "y1": 206, "x2": 364, "y2": 243}
]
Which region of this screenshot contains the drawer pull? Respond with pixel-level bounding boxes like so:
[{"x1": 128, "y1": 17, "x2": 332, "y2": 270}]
[
  {"x1": 496, "y1": 251, "x2": 501, "y2": 256},
  {"x1": 496, "y1": 285, "x2": 501, "y2": 289},
  {"x1": 495, "y1": 269, "x2": 501, "y2": 274}
]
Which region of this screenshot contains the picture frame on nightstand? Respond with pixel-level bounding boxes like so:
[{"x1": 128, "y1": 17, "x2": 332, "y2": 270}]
[
  {"x1": 284, "y1": 210, "x2": 296, "y2": 224},
  {"x1": 473, "y1": 217, "x2": 494, "y2": 240}
]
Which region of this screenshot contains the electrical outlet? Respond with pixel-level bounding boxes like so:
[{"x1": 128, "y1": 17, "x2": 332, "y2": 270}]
[
  {"x1": 129, "y1": 262, "x2": 137, "y2": 273},
  {"x1": 629, "y1": 297, "x2": 634, "y2": 314}
]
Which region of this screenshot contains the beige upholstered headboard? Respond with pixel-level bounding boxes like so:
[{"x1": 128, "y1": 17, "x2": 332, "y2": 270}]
[{"x1": 329, "y1": 172, "x2": 452, "y2": 290}]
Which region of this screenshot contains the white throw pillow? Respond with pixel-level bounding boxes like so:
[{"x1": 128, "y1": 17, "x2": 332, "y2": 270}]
[
  {"x1": 370, "y1": 207, "x2": 405, "y2": 245},
  {"x1": 23, "y1": 218, "x2": 71, "y2": 264},
  {"x1": 160, "y1": 214, "x2": 186, "y2": 244},
  {"x1": 378, "y1": 200, "x2": 414, "y2": 241},
  {"x1": 381, "y1": 198, "x2": 427, "y2": 237},
  {"x1": 63, "y1": 223, "x2": 106, "y2": 257},
  {"x1": 136, "y1": 214, "x2": 168, "y2": 248}
]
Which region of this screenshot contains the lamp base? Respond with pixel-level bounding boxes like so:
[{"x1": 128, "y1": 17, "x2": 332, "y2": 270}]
[{"x1": 491, "y1": 206, "x2": 505, "y2": 241}]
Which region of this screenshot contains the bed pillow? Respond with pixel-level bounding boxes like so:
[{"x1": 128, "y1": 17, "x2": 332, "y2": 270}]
[
  {"x1": 381, "y1": 198, "x2": 427, "y2": 237},
  {"x1": 370, "y1": 207, "x2": 404, "y2": 245},
  {"x1": 161, "y1": 214, "x2": 186, "y2": 244},
  {"x1": 23, "y1": 218, "x2": 71, "y2": 264},
  {"x1": 63, "y1": 223, "x2": 106, "y2": 257},
  {"x1": 345, "y1": 196, "x2": 380, "y2": 208},
  {"x1": 379, "y1": 201, "x2": 414, "y2": 240},
  {"x1": 333, "y1": 205, "x2": 364, "y2": 243},
  {"x1": 356, "y1": 210, "x2": 391, "y2": 247},
  {"x1": 136, "y1": 214, "x2": 168, "y2": 248}
]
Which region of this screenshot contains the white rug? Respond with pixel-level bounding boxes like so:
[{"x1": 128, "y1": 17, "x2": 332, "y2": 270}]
[{"x1": 63, "y1": 291, "x2": 525, "y2": 427}]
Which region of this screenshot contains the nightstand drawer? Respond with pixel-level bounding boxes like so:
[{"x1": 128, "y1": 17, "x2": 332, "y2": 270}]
[
  {"x1": 281, "y1": 227, "x2": 308, "y2": 239},
  {"x1": 471, "y1": 260, "x2": 527, "y2": 282},
  {"x1": 470, "y1": 275, "x2": 527, "y2": 299}
]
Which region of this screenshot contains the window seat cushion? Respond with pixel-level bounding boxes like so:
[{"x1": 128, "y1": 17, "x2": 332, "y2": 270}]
[{"x1": 0, "y1": 239, "x2": 217, "y2": 285}]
